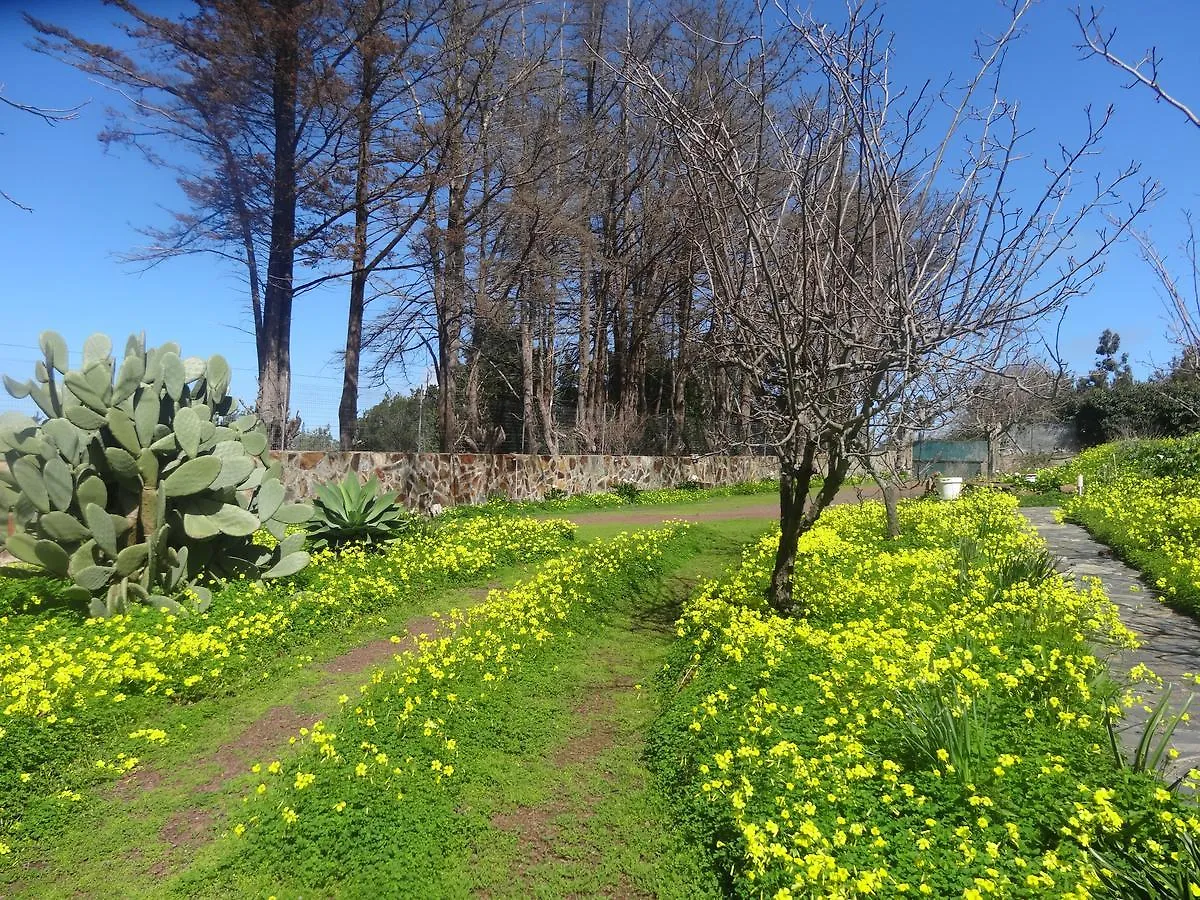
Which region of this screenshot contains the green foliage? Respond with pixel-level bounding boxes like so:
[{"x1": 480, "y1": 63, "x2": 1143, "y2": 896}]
[
  {"x1": 612, "y1": 481, "x2": 641, "y2": 503},
  {"x1": 291, "y1": 425, "x2": 337, "y2": 451},
  {"x1": 895, "y1": 687, "x2": 988, "y2": 785},
  {"x1": 306, "y1": 472, "x2": 416, "y2": 551},
  {"x1": 1106, "y1": 687, "x2": 1194, "y2": 784},
  {"x1": 353, "y1": 388, "x2": 438, "y2": 451},
  {"x1": 1090, "y1": 827, "x2": 1200, "y2": 899},
  {"x1": 0, "y1": 331, "x2": 312, "y2": 616},
  {"x1": 1059, "y1": 381, "x2": 1200, "y2": 447}
]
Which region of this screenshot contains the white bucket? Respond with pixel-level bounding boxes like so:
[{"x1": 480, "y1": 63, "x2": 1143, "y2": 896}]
[{"x1": 938, "y1": 476, "x2": 964, "y2": 501}]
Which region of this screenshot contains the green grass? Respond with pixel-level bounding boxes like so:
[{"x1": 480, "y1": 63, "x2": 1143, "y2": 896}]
[
  {"x1": 6, "y1": 520, "x2": 767, "y2": 898},
  {"x1": 444, "y1": 478, "x2": 779, "y2": 520},
  {"x1": 1, "y1": 567, "x2": 542, "y2": 897}
]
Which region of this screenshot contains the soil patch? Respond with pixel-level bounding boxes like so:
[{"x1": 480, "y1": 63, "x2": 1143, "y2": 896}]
[
  {"x1": 550, "y1": 677, "x2": 634, "y2": 769},
  {"x1": 159, "y1": 807, "x2": 216, "y2": 848},
  {"x1": 196, "y1": 705, "x2": 317, "y2": 792},
  {"x1": 492, "y1": 670, "x2": 637, "y2": 891},
  {"x1": 109, "y1": 766, "x2": 165, "y2": 801},
  {"x1": 321, "y1": 612, "x2": 442, "y2": 675},
  {"x1": 150, "y1": 807, "x2": 218, "y2": 876},
  {"x1": 490, "y1": 800, "x2": 570, "y2": 872},
  {"x1": 322, "y1": 585, "x2": 498, "y2": 676}
]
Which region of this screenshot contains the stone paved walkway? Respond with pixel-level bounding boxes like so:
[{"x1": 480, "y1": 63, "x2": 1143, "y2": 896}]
[{"x1": 1021, "y1": 507, "x2": 1200, "y2": 782}]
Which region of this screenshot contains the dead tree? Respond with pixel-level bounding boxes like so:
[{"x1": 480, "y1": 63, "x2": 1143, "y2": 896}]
[
  {"x1": 1076, "y1": 7, "x2": 1200, "y2": 378},
  {"x1": 627, "y1": 0, "x2": 1152, "y2": 615}
]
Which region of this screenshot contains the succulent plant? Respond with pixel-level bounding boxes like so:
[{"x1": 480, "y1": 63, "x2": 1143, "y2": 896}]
[
  {"x1": 0, "y1": 331, "x2": 312, "y2": 617},
  {"x1": 306, "y1": 472, "x2": 415, "y2": 551}
]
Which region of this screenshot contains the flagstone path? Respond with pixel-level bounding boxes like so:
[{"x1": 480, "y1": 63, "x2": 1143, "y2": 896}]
[{"x1": 1022, "y1": 506, "x2": 1200, "y2": 782}]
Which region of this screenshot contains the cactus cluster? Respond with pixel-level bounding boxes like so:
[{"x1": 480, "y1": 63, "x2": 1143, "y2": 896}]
[{"x1": 0, "y1": 332, "x2": 311, "y2": 616}]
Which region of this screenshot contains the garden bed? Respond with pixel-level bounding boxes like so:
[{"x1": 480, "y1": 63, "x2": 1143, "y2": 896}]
[
  {"x1": 649, "y1": 492, "x2": 1199, "y2": 896},
  {"x1": 0, "y1": 516, "x2": 575, "y2": 858}
]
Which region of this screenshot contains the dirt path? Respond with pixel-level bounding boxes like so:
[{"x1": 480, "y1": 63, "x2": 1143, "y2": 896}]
[
  {"x1": 15, "y1": 574, "x2": 521, "y2": 896},
  {"x1": 466, "y1": 536, "x2": 760, "y2": 899},
  {"x1": 476, "y1": 620, "x2": 720, "y2": 899},
  {"x1": 559, "y1": 483, "x2": 923, "y2": 527}
]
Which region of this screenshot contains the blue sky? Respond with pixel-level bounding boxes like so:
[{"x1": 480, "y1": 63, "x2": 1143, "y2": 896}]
[{"x1": 1, "y1": 0, "x2": 1199, "y2": 429}]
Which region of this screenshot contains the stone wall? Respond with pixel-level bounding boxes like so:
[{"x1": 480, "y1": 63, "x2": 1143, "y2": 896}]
[{"x1": 272, "y1": 451, "x2": 780, "y2": 509}]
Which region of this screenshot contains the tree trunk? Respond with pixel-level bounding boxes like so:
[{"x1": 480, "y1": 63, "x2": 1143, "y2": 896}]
[
  {"x1": 338, "y1": 50, "x2": 376, "y2": 451},
  {"x1": 576, "y1": 252, "x2": 593, "y2": 449},
  {"x1": 883, "y1": 483, "x2": 901, "y2": 539},
  {"x1": 671, "y1": 271, "x2": 691, "y2": 453},
  {"x1": 539, "y1": 280, "x2": 558, "y2": 454},
  {"x1": 768, "y1": 442, "x2": 853, "y2": 615},
  {"x1": 438, "y1": 148, "x2": 466, "y2": 453},
  {"x1": 986, "y1": 423, "x2": 1000, "y2": 476},
  {"x1": 218, "y1": 138, "x2": 264, "y2": 367},
  {"x1": 258, "y1": 0, "x2": 300, "y2": 450},
  {"x1": 521, "y1": 286, "x2": 537, "y2": 453},
  {"x1": 768, "y1": 458, "x2": 814, "y2": 617}
]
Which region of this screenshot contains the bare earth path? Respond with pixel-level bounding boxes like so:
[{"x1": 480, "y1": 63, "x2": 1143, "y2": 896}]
[
  {"x1": 555, "y1": 483, "x2": 924, "y2": 527},
  {"x1": 1021, "y1": 507, "x2": 1200, "y2": 781}
]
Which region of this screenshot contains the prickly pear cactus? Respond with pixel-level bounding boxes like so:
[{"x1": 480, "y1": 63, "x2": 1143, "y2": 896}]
[{"x1": 0, "y1": 331, "x2": 312, "y2": 617}]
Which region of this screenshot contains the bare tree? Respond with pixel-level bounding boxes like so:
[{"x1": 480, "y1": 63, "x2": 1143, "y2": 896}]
[
  {"x1": 1076, "y1": 7, "x2": 1200, "y2": 376},
  {"x1": 1133, "y1": 218, "x2": 1200, "y2": 374},
  {"x1": 626, "y1": 1, "x2": 1152, "y2": 614}
]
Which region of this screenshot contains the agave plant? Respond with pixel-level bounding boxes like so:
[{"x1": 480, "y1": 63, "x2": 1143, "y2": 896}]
[
  {"x1": 306, "y1": 472, "x2": 413, "y2": 551},
  {"x1": 0, "y1": 331, "x2": 312, "y2": 616}
]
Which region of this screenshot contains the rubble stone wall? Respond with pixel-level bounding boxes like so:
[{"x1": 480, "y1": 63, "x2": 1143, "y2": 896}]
[{"x1": 272, "y1": 451, "x2": 779, "y2": 509}]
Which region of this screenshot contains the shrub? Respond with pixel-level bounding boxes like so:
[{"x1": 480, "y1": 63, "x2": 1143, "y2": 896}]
[
  {"x1": 306, "y1": 472, "x2": 415, "y2": 551},
  {"x1": 612, "y1": 481, "x2": 641, "y2": 503}
]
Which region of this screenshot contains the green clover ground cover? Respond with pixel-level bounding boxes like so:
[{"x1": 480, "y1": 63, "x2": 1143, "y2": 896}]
[
  {"x1": 9, "y1": 518, "x2": 771, "y2": 898},
  {"x1": 0, "y1": 516, "x2": 574, "y2": 862},
  {"x1": 1048, "y1": 436, "x2": 1200, "y2": 617},
  {"x1": 648, "y1": 492, "x2": 1200, "y2": 898}
]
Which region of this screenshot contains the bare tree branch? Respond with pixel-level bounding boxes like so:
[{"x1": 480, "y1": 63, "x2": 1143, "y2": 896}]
[{"x1": 1074, "y1": 5, "x2": 1200, "y2": 129}]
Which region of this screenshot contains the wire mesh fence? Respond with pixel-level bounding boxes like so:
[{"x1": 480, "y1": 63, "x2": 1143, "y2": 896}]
[{"x1": 0, "y1": 346, "x2": 392, "y2": 443}]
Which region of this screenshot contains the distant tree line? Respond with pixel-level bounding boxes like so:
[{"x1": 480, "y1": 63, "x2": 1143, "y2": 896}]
[
  {"x1": 946, "y1": 330, "x2": 1200, "y2": 450},
  {"x1": 1057, "y1": 331, "x2": 1200, "y2": 447},
  {"x1": 26, "y1": 1, "x2": 1149, "y2": 611},
  {"x1": 28, "y1": 0, "x2": 775, "y2": 456}
]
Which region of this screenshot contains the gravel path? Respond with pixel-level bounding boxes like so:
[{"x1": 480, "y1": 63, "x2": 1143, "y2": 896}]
[{"x1": 1021, "y1": 507, "x2": 1200, "y2": 783}]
